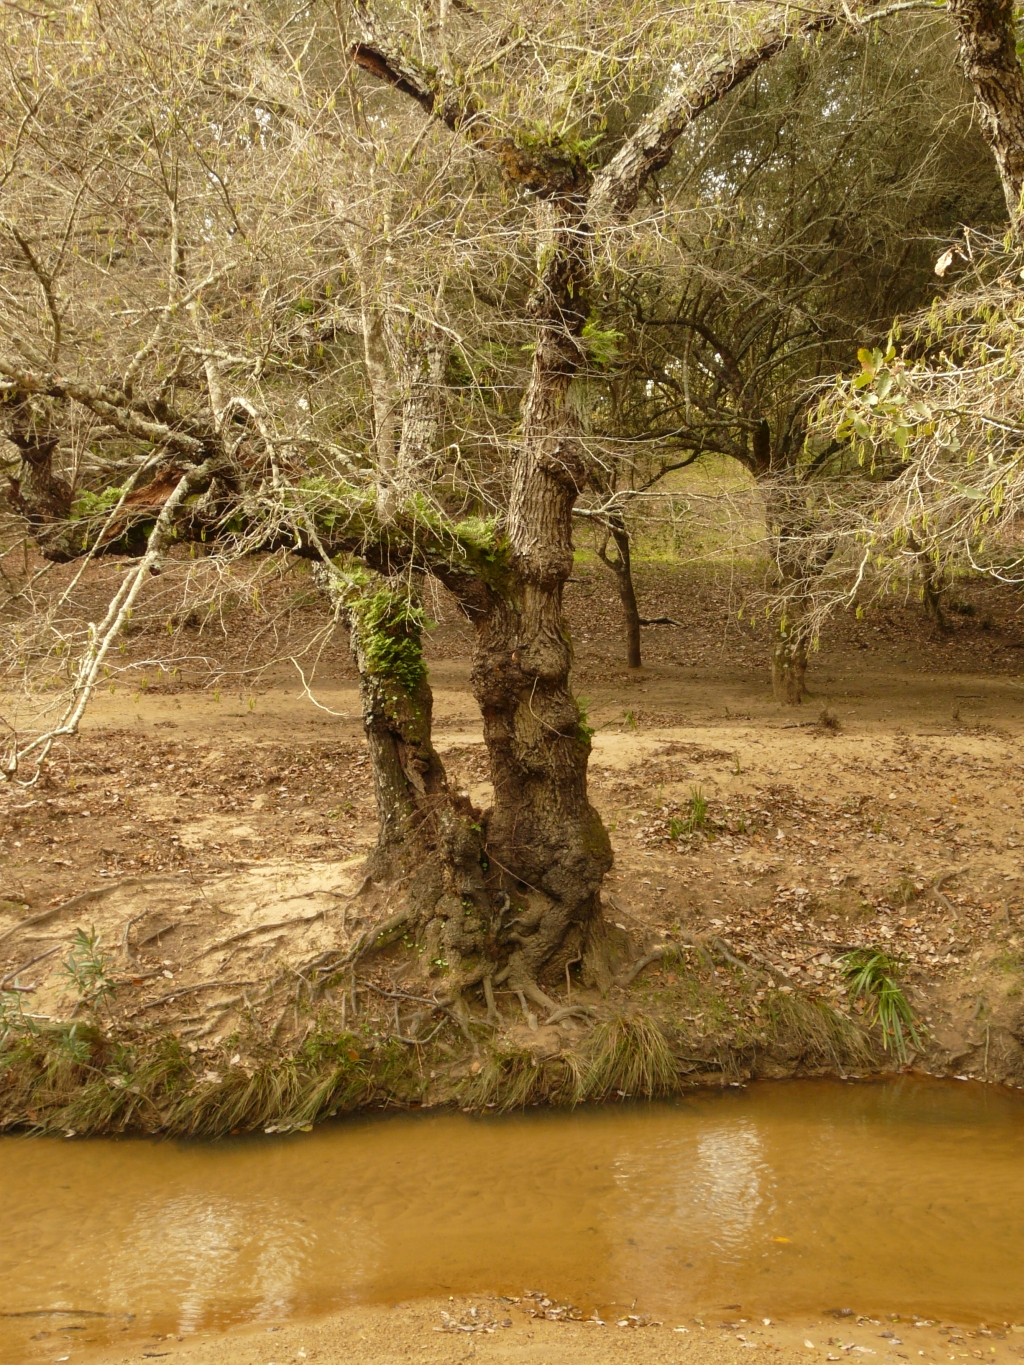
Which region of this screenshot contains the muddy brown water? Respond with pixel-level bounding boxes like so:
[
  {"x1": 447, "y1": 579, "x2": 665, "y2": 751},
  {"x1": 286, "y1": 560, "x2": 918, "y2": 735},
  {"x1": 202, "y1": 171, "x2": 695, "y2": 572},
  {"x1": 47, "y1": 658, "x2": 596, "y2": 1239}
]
[{"x1": 2, "y1": 1077, "x2": 1023, "y2": 1362}]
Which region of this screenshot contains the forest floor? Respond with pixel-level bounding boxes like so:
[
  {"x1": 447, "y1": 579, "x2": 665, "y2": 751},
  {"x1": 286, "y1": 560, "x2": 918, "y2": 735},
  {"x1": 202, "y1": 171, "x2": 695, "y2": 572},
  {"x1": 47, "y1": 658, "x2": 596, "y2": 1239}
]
[{"x1": 2, "y1": 557, "x2": 1024, "y2": 1133}]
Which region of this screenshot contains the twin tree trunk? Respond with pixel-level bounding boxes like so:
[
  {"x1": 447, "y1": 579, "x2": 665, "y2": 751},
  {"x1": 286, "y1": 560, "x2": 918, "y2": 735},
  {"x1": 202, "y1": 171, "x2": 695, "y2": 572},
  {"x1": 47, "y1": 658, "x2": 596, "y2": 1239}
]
[
  {"x1": 346, "y1": 202, "x2": 612, "y2": 1002},
  {"x1": 344, "y1": 5, "x2": 852, "y2": 996}
]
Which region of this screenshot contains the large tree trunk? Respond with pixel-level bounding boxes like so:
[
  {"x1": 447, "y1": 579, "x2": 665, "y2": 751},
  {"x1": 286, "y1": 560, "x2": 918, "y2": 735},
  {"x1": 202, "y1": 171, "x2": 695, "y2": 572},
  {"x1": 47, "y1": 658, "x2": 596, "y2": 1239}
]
[
  {"x1": 468, "y1": 199, "x2": 614, "y2": 1000},
  {"x1": 948, "y1": 0, "x2": 1024, "y2": 229}
]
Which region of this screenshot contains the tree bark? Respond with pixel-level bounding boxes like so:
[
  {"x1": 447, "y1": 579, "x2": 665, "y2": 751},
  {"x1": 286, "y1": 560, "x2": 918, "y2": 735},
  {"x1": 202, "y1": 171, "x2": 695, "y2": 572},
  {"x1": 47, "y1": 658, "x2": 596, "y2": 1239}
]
[
  {"x1": 466, "y1": 197, "x2": 614, "y2": 996},
  {"x1": 948, "y1": 0, "x2": 1024, "y2": 229}
]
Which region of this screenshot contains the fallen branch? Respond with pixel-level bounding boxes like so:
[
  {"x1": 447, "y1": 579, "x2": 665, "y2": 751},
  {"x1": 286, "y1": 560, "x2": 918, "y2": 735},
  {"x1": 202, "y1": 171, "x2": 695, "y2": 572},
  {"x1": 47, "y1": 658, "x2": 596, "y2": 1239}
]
[
  {"x1": 0, "y1": 877, "x2": 167, "y2": 945},
  {"x1": 129, "y1": 978, "x2": 258, "y2": 1012},
  {"x1": 189, "y1": 911, "x2": 327, "y2": 961},
  {"x1": 0, "y1": 944, "x2": 60, "y2": 989}
]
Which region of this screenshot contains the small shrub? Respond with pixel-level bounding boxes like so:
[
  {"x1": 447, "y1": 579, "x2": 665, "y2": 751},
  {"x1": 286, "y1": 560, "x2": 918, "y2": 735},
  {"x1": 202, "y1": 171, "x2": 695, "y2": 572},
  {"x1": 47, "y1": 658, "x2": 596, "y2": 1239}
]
[
  {"x1": 62, "y1": 928, "x2": 116, "y2": 1009},
  {"x1": 838, "y1": 948, "x2": 922, "y2": 1063}
]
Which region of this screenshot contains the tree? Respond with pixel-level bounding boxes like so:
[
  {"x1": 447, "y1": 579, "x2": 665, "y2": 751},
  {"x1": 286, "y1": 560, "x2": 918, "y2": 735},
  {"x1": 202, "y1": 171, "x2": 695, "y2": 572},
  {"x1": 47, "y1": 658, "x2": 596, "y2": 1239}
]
[
  {"x1": 0, "y1": 0, "x2": 927, "y2": 1019},
  {"x1": 794, "y1": 0, "x2": 1024, "y2": 631},
  {"x1": 571, "y1": 17, "x2": 1003, "y2": 696}
]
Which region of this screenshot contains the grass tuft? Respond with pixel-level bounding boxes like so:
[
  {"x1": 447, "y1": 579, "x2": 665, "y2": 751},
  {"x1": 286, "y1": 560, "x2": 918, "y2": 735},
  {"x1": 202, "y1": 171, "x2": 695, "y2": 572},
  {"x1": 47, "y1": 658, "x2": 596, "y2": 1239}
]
[
  {"x1": 0, "y1": 1023, "x2": 409, "y2": 1137},
  {"x1": 762, "y1": 991, "x2": 873, "y2": 1068},
  {"x1": 577, "y1": 1013, "x2": 678, "y2": 1101},
  {"x1": 465, "y1": 1043, "x2": 563, "y2": 1111},
  {"x1": 838, "y1": 948, "x2": 922, "y2": 1063}
]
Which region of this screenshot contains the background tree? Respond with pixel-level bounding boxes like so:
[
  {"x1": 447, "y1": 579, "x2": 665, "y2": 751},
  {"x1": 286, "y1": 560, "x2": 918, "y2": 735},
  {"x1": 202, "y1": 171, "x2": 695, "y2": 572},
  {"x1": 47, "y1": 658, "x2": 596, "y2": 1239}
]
[{"x1": 571, "y1": 18, "x2": 1003, "y2": 692}]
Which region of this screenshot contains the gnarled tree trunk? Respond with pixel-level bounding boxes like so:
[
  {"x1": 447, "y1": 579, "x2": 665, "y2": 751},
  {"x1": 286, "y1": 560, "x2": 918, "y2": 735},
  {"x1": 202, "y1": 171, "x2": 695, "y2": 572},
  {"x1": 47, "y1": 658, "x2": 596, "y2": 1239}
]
[
  {"x1": 948, "y1": 0, "x2": 1024, "y2": 229},
  {"x1": 468, "y1": 198, "x2": 614, "y2": 1000}
]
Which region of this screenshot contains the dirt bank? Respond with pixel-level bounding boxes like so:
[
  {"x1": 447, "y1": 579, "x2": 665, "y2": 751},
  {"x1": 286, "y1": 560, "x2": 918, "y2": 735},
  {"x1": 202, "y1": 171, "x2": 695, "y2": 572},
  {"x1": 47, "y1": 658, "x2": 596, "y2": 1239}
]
[
  {"x1": 73, "y1": 1298, "x2": 1024, "y2": 1365},
  {"x1": 2, "y1": 562, "x2": 1024, "y2": 1133}
]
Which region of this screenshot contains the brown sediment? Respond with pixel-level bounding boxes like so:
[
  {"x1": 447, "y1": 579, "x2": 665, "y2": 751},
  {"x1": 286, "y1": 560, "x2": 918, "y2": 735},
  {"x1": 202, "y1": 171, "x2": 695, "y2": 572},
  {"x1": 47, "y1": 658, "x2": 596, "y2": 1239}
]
[{"x1": 67, "y1": 1300, "x2": 1024, "y2": 1365}]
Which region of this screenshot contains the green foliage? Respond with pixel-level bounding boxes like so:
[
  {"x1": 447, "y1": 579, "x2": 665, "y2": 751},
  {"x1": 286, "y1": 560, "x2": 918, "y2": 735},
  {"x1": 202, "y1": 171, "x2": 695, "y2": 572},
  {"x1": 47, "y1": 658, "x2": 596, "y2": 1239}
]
[
  {"x1": 71, "y1": 486, "x2": 123, "y2": 519},
  {"x1": 349, "y1": 587, "x2": 427, "y2": 693},
  {"x1": 670, "y1": 786, "x2": 708, "y2": 839},
  {"x1": 838, "y1": 948, "x2": 922, "y2": 1063},
  {"x1": 61, "y1": 928, "x2": 115, "y2": 1008},
  {"x1": 582, "y1": 319, "x2": 623, "y2": 368}
]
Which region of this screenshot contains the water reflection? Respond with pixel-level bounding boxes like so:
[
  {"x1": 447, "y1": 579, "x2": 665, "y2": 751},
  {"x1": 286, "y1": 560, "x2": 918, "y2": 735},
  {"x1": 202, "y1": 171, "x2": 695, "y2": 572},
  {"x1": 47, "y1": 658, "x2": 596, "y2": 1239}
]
[{"x1": 692, "y1": 1122, "x2": 766, "y2": 1256}]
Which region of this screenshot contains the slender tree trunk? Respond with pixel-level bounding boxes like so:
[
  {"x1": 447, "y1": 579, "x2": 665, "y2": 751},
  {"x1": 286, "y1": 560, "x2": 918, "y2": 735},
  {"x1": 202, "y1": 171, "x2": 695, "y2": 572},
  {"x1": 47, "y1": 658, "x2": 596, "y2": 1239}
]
[
  {"x1": 596, "y1": 518, "x2": 642, "y2": 669},
  {"x1": 771, "y1": 608, "x2": 809, "y2": 705},
  {"x1": 764, "y1": 480, "x2": 820, "y2": 705},
  {"x1": 948, "y1": 0, "x2": 1024, "y2": 230},
  {"x1": 347, "y1": 580, "x2": 451, "y2": 883}
]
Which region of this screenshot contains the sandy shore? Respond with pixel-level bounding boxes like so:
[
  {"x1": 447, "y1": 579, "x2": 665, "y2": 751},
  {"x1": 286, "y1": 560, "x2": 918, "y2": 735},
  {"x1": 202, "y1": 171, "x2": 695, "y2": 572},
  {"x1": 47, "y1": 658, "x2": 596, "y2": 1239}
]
[{"x1": 74, "y1": 1298, "x2": 1020, "y2": 1365}]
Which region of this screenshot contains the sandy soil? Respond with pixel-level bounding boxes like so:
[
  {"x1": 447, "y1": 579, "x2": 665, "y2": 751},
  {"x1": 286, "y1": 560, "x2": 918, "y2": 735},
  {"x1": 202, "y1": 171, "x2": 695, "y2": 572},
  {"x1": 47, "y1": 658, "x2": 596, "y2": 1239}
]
[
  {"x1": 1, "y1": 560, "x2": 1024, "y2": 1087},
  {"x1": 76, "y1": 1297, "x2": 1024, "y2": 1365}
]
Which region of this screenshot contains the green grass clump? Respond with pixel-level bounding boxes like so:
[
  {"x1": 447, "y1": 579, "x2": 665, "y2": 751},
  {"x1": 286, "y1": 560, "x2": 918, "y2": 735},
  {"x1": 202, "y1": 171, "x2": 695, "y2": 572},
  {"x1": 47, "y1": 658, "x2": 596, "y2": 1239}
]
[
  {"x1": 838, "y1": 948, "x2": 922, "y2": 1063},
  {"x1": 577, "y1": 1013, "x2": 677, "y2": 1101},
  {"x1": 670, "y1": 787, "x2": 709, "y2": 839},
  {"x1": 762, "y1": 991, "x2": 873, "y2": 1068}
]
